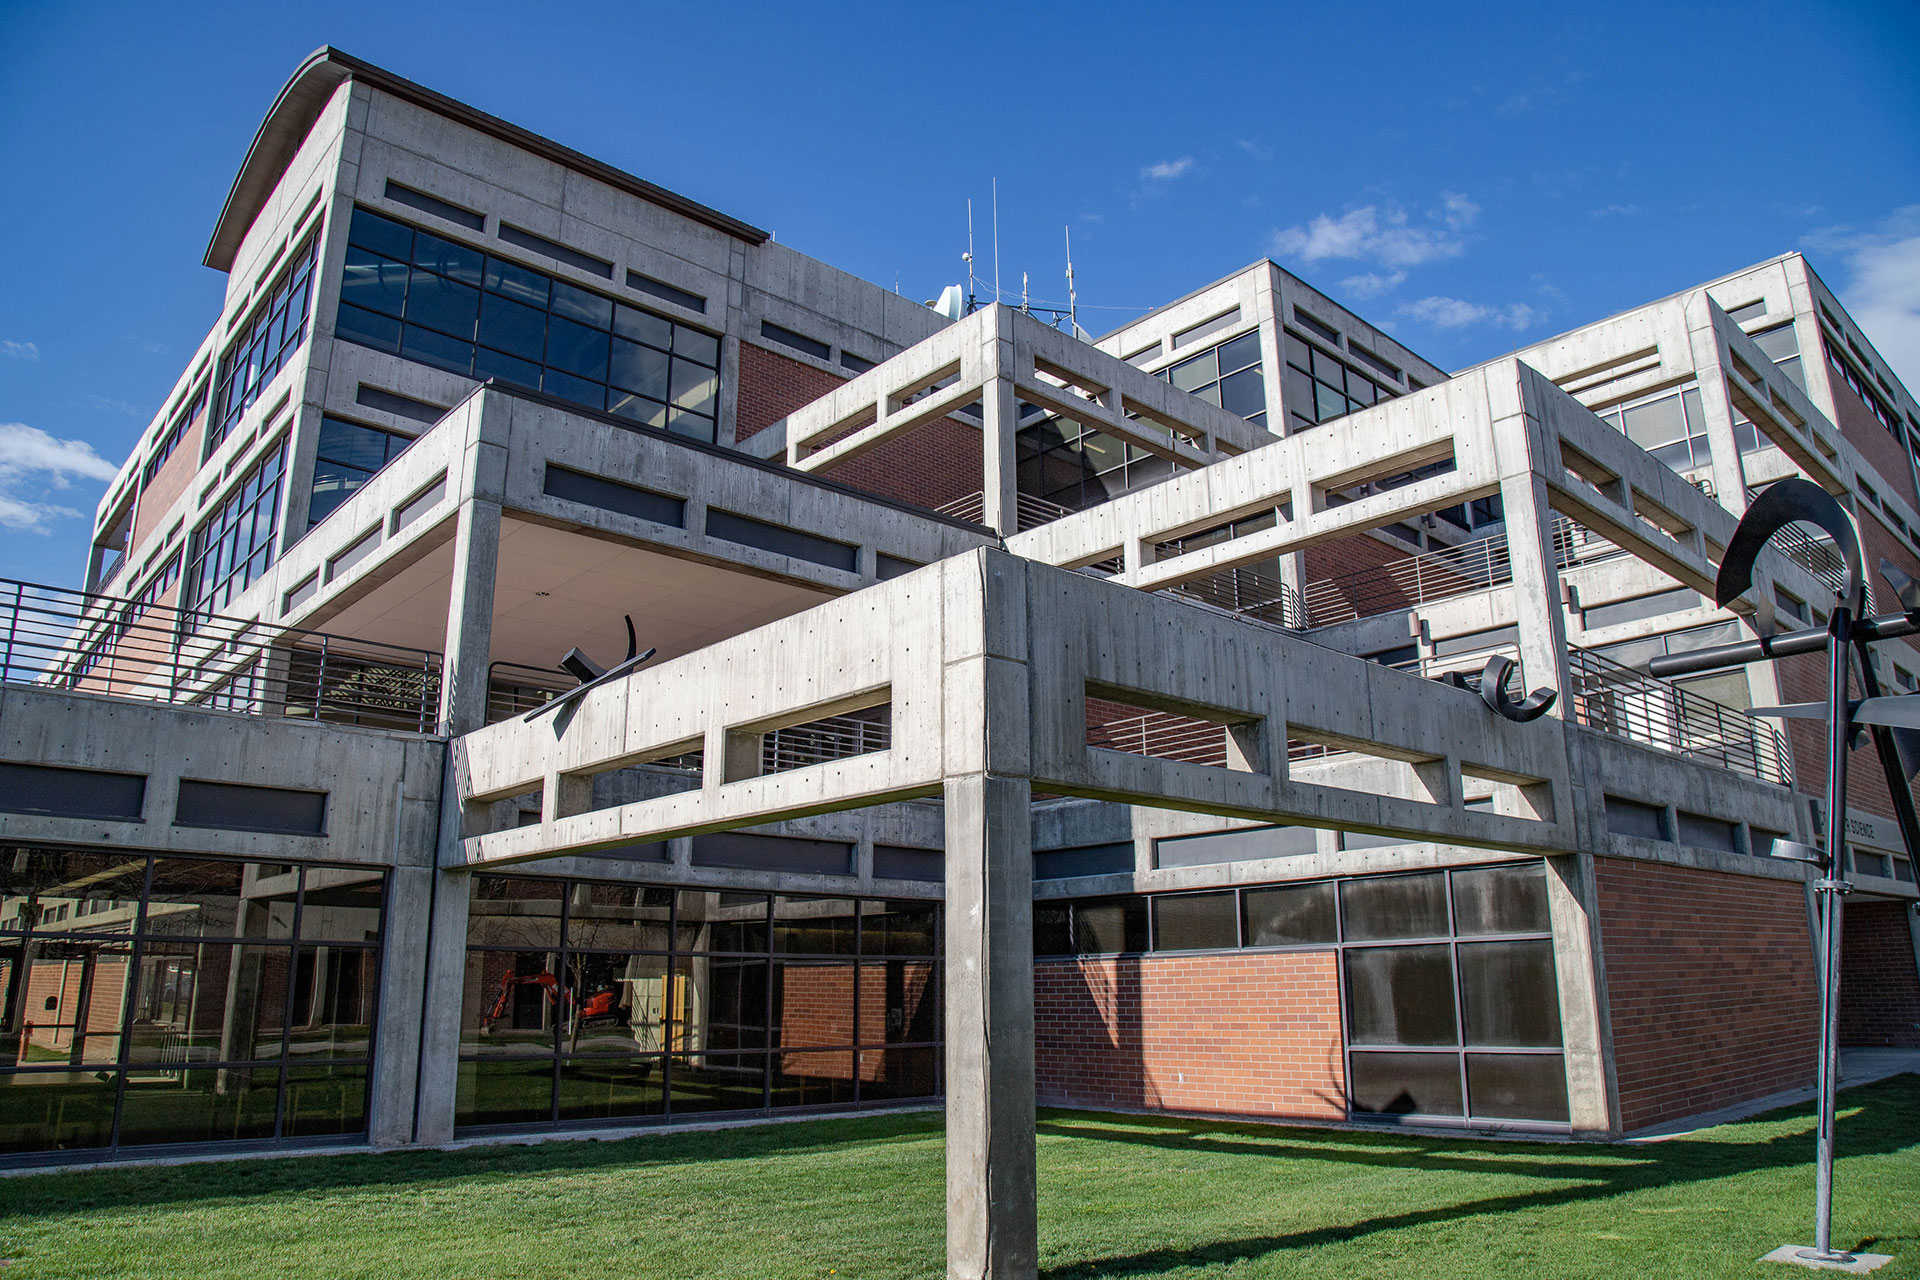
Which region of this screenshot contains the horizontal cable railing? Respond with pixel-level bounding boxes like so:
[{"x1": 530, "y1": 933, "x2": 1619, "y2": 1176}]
[
  {"x1": 0, "y1": 578, "x2": 443, "y2": 732},
  {"x1": 1567, "y1": 645, "x2": 1791, "y2": 786},
  {"x1": 485, "y1": 661, "x2": 573, "y2": 725},
  {"x1": 1165, "y1": 565, "x2": 1307, "y2": 631},
  {"x1": 1771, "y1": 522, "x2": 1855, "y2": 602},
  {"x1": 762, "y1": 706, "x2": 892, "y2": 774},
  {"x1": 1300, "y1": 531, "x2": 1513, "y2": 627},
  {"x1": 936, "y1": 490, "x2": 1078, "y2": 532}
]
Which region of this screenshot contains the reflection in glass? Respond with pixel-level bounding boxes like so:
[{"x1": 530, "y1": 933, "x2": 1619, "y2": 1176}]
[
  {"x1": 1340, "y1": 873, "x2": 1449, "y2": 941},
  {"x1": 859, "y1": 901, "x2": 938, "y2": 956},
  {"x1": 18, "y1": 940, "x2": 133, "y2": 1066},
  {"x1": 456, "y1": 1057, "x2": 554, "y2": 1128},
  {"x1": 859, "y1": 1047, "x2": 938, "y2": 1101},
  {"x1": 566, "y1": 884, "x2": 671, "y2": 952},
  {"x1": 1348, "y1": 1050, "x2": 1463, "y2": 1116},
  {"x1": 299, "y1": 872, "x2": 384, "y2": 943},
  {"x1": 0, "y1": 1070, "x2": 119, "y2": 1152},
  {"x1": 461, "y1": 950, "x2": 561, "y2": 1056},
  {"x1": 286, "y1": 945, "x2": 380, "y2": 1061},
  {"x1": 669, "y1": 1052, "x2": 766, "y2": 1114},
  {"x1": 1242, "y1": 883, "x2": 1337, "y2": 947},
  {"x1": 1450, "y1": 864, "x2": 1550, "y2": 936},
  {"x1": 771, "y1": 1050, "x2": 856, "y2": 1108},
  {"x1": 146, "y1": 858, "x2": 298, "y2": 939},
  {"x1": 1151, "y1": 893, "x2": 1238, "y2": 951},
  {"x1": 859, "y1": 960, "x2": 938, "y2": 1044},
  {"x1": 772, "y1": 896, "x2": 856, "y2": 955},
  {"x1": 1344, "y1": 945, "x2": 1457, "y2": 1046},
  {"x1": 558, "y1": 1056, "x2": 664, "y2": 1122},
  {"x1": 675, "y1": 954, "x2": 769, "y2": 1053},
  {"x1": 1465, "y1": 1053, "x2": 1568, "y2": 1123},
  {"x1": 563, "y1": 951, "x2": 667, "y2": 1056},
  {"x1": 674, "y1": 891, "x2": 768, "y2": 953},
  {"x1": 773, "y1": 959, "x2": 856, "y2": 1048},
  {"x1": 283, "y1": 1064, "x2": 370, "y2": 1138},
  {"x1": 1457, "y1": 941, "x2": 1562, "y2": 1047},
  {"x1": 118, "y1": 1064, "x2": 280, "y2": 1146},
  {"x1": 1, "y1": 850, "x2": 146, "y2": 935},
  {"x1": 468, "y1": 877, "x2": 564, "y2": 948}
]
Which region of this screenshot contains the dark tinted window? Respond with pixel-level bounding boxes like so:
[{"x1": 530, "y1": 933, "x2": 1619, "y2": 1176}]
[
  {"x1": 1242, "y1": 882, "x2": 1337, "y2": 946},
  {"x1": 1340, "y1": 872, "x2": 1448, "y2": 941},
  {"x1": 1345, "y1": 945, "x2": 1458, "y2": 1046},
  {"x1": 1150, "y1": 892, "x2": 1238, "y2": 951},
  {"x1": 1450, "y1": 864, "x2": 1550, "y2": 935}
]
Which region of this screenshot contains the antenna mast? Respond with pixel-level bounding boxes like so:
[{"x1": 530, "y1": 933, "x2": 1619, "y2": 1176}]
[
  {"x1": 963, "y1": 200, "x2": 976, "y2": 315},
  {"x1": 1064, "y1": 225, "x2": 1080, "y2": 338},
  {"x1": 991, "y1": 178, "x2": 1001, "y2": 307}
]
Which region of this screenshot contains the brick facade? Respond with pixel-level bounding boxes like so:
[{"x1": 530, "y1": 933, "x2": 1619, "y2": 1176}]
[
  {"x1": 1033, "y1": 951, "x2": 1346, "y2": 1120},
  {"x1": 735, "y1": 342, "x2": 981, "y2": 515},
  {"x1": 1593, "y1": 856, "x2": 1818, "y2": 1131},
  {"x1": 1838, "y1": 898, "x2": 1920, "y2": 1047}
]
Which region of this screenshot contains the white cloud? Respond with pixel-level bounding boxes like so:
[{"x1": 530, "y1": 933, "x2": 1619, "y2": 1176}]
[
  {"x1": 1, "y1": 340, "x2": 38, "y2": 361},
  {"x1": 1269, "y1": 193, "x2": 1479, "y2": 271},
  {"x1": 0, "y1": 422, "x2": 121, "y2": 534},
  {"x1": 1804, "y1": 205, "x2": 1920, "y2": 392},
  {"x1": 1395, "y1": 296, "x2": 1542, "y2": 332},
  {"x1": 1338, "y1": 271, "x2": 1407, "y2": 300},
  {"x1": 1589, "y1": 203, "x2": 1641, "y2": 219},
  {"x1": 1140, "y1": 156, "x2": 1195, "y2": 182},
  {"x1": 1235, "y1": 139, "x2": 1273, "y2": 163},
  {"x1": 89, "y1": 396, "x2": 144, "y2": 418}
]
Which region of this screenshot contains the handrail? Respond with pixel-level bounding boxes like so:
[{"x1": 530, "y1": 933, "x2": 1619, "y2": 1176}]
[
  {"x1": 936, "y1": 490, "x2": 1078, "y2": 532},
  {"x1": 0, "y1": 576, "x2": 442, "y2": 732},
  {"x1": 1567, "y1": 644, "x2": 1791, "y2": 786}
]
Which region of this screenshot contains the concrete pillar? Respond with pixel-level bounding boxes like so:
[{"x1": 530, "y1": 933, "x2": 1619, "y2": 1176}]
[
  {"x1": 980, "y1": 310, "x2": 1020, "y2": 538},
  {"x1": 1543, "y1": 851, "x2": 1617, "y2": 1135},
  {"x1": 367, "y1": 861, "x2": 432, "y2": 1146},
  {"x1": 1498, "y1": 470, "x2": 1573, "y2": 707},
  {"x1": 1694, "y1": 366, "x2": 1751, "y2": 516},
  {"x1": 944, "y1": 772, "x2": 1037, "y2": 1280},
  {"x1": 437, "y1": 496, "x2": 503, "y2": 735},
  {"x1": 412, "y1": 858, "x2": 472, "y2": 1145}
]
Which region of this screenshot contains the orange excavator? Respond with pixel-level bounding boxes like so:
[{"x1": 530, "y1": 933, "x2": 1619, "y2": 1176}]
[{"x1": 482, "y1": 970, "x2": 620, "y2": 1030}]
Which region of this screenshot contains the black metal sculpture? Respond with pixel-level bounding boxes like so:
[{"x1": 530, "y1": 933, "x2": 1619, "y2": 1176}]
[
  {"x1": 1647, "y1": 477, "x2": 1920, "y2": 1266},
  {"x1": 1438, "y1": 653, "x2": 1558, "y2": 722},
  {"x1": 524, "y1": 613, "x2": 656, "y2": 724}
]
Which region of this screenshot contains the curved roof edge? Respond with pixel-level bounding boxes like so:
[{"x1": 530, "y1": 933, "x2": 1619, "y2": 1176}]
[{"x1": 204, "y1": 47, "x2": 769, "y2": 271}]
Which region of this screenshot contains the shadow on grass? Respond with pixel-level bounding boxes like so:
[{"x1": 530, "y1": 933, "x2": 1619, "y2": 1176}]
[{"x1": 1036, "y1": 1073, "x2": 1920, "y2": 1279}]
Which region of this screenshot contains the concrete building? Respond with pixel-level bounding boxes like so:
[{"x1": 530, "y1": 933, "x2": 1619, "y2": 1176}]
[{"x1": 3, "y1": 46, "x2": 1919, "y2": 1277}]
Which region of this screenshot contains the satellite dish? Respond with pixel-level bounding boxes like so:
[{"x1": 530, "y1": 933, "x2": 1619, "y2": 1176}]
[{"x1": 932, "y1": 284, "x2": 965, "y2": 322}]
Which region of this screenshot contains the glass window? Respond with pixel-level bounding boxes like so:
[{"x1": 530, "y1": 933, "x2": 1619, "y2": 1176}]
[
  {"x1": 1457, "y1": 940, "x2": 1562, "y2": 1047},
  {"x1": 1465, "y1": 1053, "x2": 1568, "y2": 1123},
  {"x1": 308, "y1": 417, "x2": 413, "y2": 529},
  {"x1": 1349, "y1": 1051, "x2": 1463, "y2": 1116},
  {"x1": 1074, "y1": 898, "x2": 1147, "y2": 954},
  {"x1": 1340, "y1": 872, "x2": 1449, "y2": 941},
  {"x1": 1449, "y1": 863, "x2": 1550, "y2": 935},
  {"x1": 1344, "y1": 944, "x2": 1458, "y2": 1046},
  {"x1": 183, "y1": 440, "x2": 287, "y2": 621},
  {"x1": 1150, "y1": 892, "x2": 1238, "y2": 951},
  {"x1": 210, "y1": 231, "x2": 320, "y2": 453},
  {"x1": 0, "y1": 854, "x2": 384, "y2": 1155},
  {"x1": 1242, "y1": 882, "x2": 1337, "y2": 946},
  {"x1": 334, "y1": 206, "x2": 721, "y2": 440}
]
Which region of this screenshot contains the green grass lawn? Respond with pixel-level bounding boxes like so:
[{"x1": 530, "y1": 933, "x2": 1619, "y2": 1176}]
[{"x1": 2, "y1": 1074, "x2": 1916, "y2": 1279}]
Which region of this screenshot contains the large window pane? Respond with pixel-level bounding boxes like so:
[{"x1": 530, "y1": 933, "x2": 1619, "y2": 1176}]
[
  {"x1": 609, "y1": 337, "x2": 669, "y2": 399},
  {"x1": 349, "y1": 207, "x2": 413, "y2": 260},
  {"x1": 1467, "y1": 1053, "x2": 1568, "y2": 1122},
  {"x1": 412, "y1": 230, "x2": 484, "y2": 287},
  {"x1": 485, "y1": 256, "x2": 550, "y2": 308},
  {"x1": 772, "y1": 897, "x2": 856, "y2": 955},
  {"x1": 675, "y1": 891, "x2": 769, "y2": 954},
  {"x1": 125, "y1": 940, "x2": 257, "y2": 1064},
  {"x1": 669, "y1": 1051, "x2": 765, "y2": 1114},
  {"x1": 467, "y1": 877, "x2": 563, "y2": 948},
  {"x1": 771, "y1": 1050, "x2": 856, "y2": 1108},
  {"x1": 545, "y1": 317, "x2": 610, "y2": 381},
  {"x1": 860, "y1": 959, "x2": 938, "y2": 1044},
  {"x1": 1243, "y1": 883, "x2": 1337, "y2": 947},
  {"x1": 1450, "y1": 864, "x2": 1550, "y2": 936},
  {"x1": 118, "y1": 1064, "x2": 280, "y2": 1147},
  {"x1": 298, "y1": 871, "x2": 384, "y2": 944},
  {"x1": 460, "y1": 950, "x2": 560, "y2": 1056},
  {"x1": 859, "y1": 1046, "x2": 938, "y2": 1101},
  {"x1": 676, "y1": 954, "x2": 770, "y2": 1053},
  {"x1": 860, "y1": 901, "x2": 938, "y2": 957},
  {"x1": 339, "y1": 247, "x2": 408, "y2": 316},
  {"x1": 773, "y1": 958, "x2": 855, "y2": 1048},
  {"x1": 1457, "y1": 940, "x2": 1562, "y2": 1048},
  {"x1": 0, "y1": 1070, "x2": 119, "y2": 1153},
  {"x1": 145, "y1": 858, "x2": 295, "y2": 940},
  {"x1": 557, "y1": 1055, "x2": 664, "y2": 1122},
  {"x1": 562, "y1": 951, "x2": 667, "y2": 1056},
  {"x1": 282, "y1": 1063, "x2": 369, "y2": 1138},
  {"x1": 1344, "y1": 944, "x2": 1457, "y2": 1046},
  {"x1": 1074, "y1": 898, "x2": 1147, "y2": 954},
  {"x1": 476, "y1": 293, "x2": 548, "y2": 362},
  {"x1": 1, "y1": 849, "x2": 146, "y2": 935},
  {"x1": 566, "y1": 883, "x2": 671, "y2": 952},
  {"x1": 18, "y1": 940, "x2": 133, "y2": 1066},
  {"x1": 286, "y1": 944, "x2": 379, "y2": 1061},
  {"x1": 1151, "y1": 892, "x2": 1238, "y2": 951},
  {"x1": 1348, "y1": 1050, "x2": 1463, "y2": 1116},
  {"x1": 551, "y1": 280, "x2": 614, "y2": 329},
  {"x1": 456, "y1": 1057, "x2": 553, "y2": 1128},
  {"x1": 1340, "y1": 873, "x2": 1449, "y2": 941}
]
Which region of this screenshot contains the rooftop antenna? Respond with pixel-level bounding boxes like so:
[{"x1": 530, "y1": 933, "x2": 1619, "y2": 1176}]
[
  {"x1": 963, "y1": 199, "x2": 976, "y2": 314},
  {"x1": 1064, "y1": 225, "x2": 1081, "y2": 339},
  {"x1": 1021, "y1": 270, "x2": 1030, "y2": 315},
  {"x1": 992, "y1": 178, "x2": 1001, "y2": 307}
]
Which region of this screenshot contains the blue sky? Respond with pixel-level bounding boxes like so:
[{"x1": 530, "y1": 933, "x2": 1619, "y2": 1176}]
[{"x1": 2, "y1": 0, "x2": 1917, "y2": 589}]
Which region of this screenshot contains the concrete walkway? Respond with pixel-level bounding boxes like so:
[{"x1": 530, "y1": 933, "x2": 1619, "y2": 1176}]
[{"x1": 1629, "y1": 1048, "x2": 1920, "y2": 1141}]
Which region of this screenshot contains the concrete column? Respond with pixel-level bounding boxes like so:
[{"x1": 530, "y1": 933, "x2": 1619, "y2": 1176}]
[
  {"x1": 412, "y1": 859, "x2": 472, "y2": 1146},
  {"x1": 1544, "y1": 851, "x2": 1618, "y2": 1135},
  {"x1": 980, "y1": 310, "x2": 1020, "y2": 538},
  {"x1": 1693, "y1": 364, "x2": 1751, "y2": 515},
  {"x1": 1499, "y1": 470, "x2": 1573, "y2": 706},
  {"x1": 367, "y1": 861, "x2": 432, "y2": 1146},
  {"x1": 944, "y1": 772, "x2": 1037, "y2": 1280},
  {"x1": 437, "y1": 497, "x2": 503, "y2": 735}
]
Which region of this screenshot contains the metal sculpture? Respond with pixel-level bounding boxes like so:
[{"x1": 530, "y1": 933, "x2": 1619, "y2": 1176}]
[
  {"x1": 1646, "y1": 477, "x2": 1920, "y2": 1267},
  {"x1": 525, "y1": 613, "x2": 656, "y2": 723},
  {"x1": 1438, "y1": 653, "x2": 1558, "y2": 722}
]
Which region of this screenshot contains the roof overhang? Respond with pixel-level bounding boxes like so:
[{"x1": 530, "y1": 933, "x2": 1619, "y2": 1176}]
[{"x1": 204, "y1": 47, "x2": 769, "y2": 272}]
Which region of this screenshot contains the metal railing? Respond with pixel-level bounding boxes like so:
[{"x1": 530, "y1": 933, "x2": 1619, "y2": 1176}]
[
  {"x1": 486, "y1": 661, "x2": 574, "y2": 724},
  {"x1": 762, "y1": 706, "x2": 892, "y2": 774},
  {"x1": 0, "y1": 578, "x2": 443, "y2": 732},
  {"x1": 936, "y1": 490, "x2": 1078, "y2": 532},
  {"x1": 1567, "y1": 645, "x2": 1791, "y2": 785},
  {"x1": 1301, "y1": 531, "x2": 1513, "y2": 627},
  {"x1": 1166, "y1": 565, "x2": 1307, "y2": 630},
  {"x1": 1086, "y1": 706, "x2": 1229, "y2": 767},
  {"x1": 1771, "y1": 522, "x2": 1855, "y2": 602}
]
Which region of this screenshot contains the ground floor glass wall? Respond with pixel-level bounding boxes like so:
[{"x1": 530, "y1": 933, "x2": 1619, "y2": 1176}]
[
  {"x1": 1036, "y1": 860, "x2": 1569, "y2": 1126},
  {"x1": 458, "y1": 876, "x2": 941, "y2": 1130},
  {"x1": 0, "y1": 848, "x2": 385, "y2": 1157}
]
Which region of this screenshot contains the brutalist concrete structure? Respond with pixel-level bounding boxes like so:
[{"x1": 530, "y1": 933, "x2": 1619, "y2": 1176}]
[{"x1": 4, "y1": 47, "x2": 1920, "y2": 1280}]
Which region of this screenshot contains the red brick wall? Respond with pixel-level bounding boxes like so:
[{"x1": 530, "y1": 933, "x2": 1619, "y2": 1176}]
[
  {"x1": 777, "y1": 960, "x2": 933, "y2": 1081},
  {"x1": 1838, "y1": 899, "x2": 1920, "y2": 1047},
  {"x1": 1594, "y1": 856, "x2": 1818, "y2": 1131},
  {"x1": 735, "y1": 342, "x2": 982, "y2": 515},
  {"x1": 1829, "y1": 381, "x2": 1916, "y2": 508},
  {"x1": 1034, "y1": 951, "x2": 1346, "y2": 1119}
]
